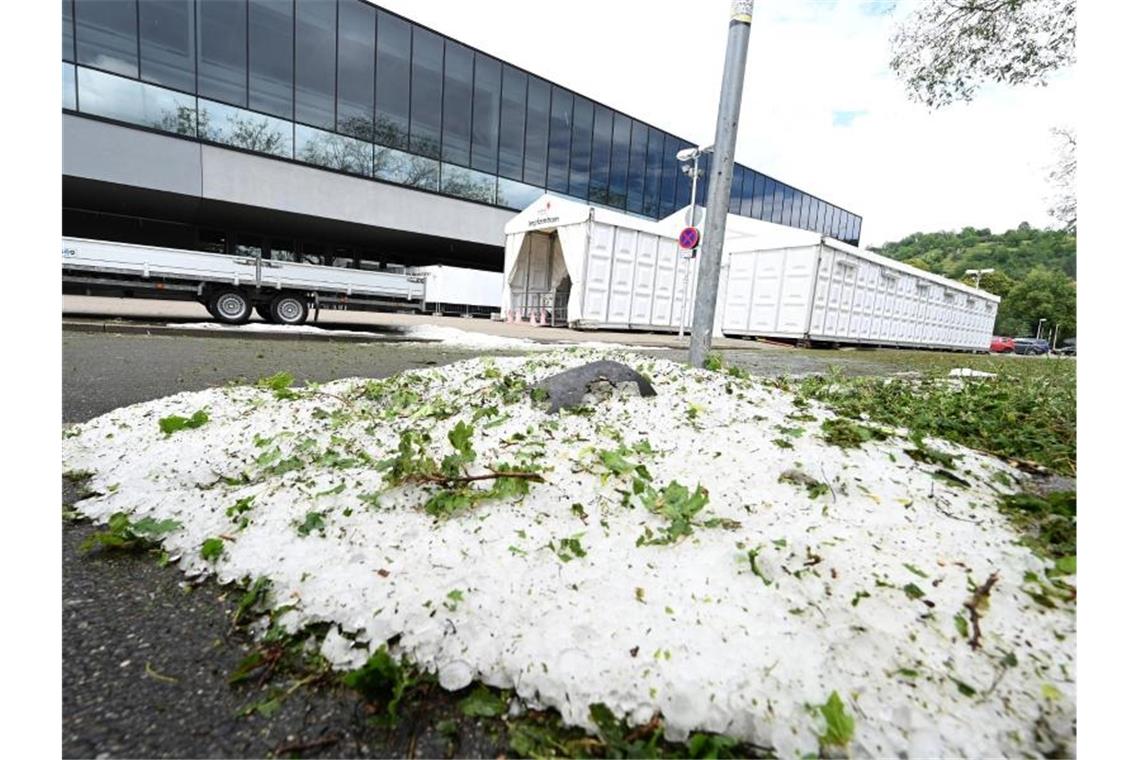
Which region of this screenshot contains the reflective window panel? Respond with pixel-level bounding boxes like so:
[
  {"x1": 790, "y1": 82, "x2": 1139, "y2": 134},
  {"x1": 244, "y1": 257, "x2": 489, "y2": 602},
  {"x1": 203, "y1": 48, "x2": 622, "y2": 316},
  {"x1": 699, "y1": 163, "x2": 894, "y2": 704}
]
[
  {"x1": 295, "y1": 0, "x2": 336, "y2": 130},
  {"x1": 497, "y1": 177, "x2": 543, "y2": 210},
  {"x1": 642, "y1": 127, "x2": 663, "y2": 217},
  {"x1": 608, "y1": 113, "x2": 631, "y2": 211},
  {"x1": 199, "y1": 98, "x2": 293, "y2": 158},
  {"x1": 197, "y1": 0, "x2": 246, "y2": 107},
  {"x1": 374, "y1": 145, "x2": 440, "y2": 191},
  {"x1": 568, "y1": 95, "x2": 593, "y2": 199},
  {"x1": 729, "y1": 166, "x2": 744, "y2": 214},
  {"x1": 63, "y1": 0, "x2": 75, "y2": 62},
  {"x1": 77, "y1": 66, "x2": 196, "y2": 136},
  {"x1": 626, "y1": 120, "x2": 647, "y2": 215},
  {"x1": 376, "y1": 10, "x2": 411, "y2": 149},
  {"x1": 75, "y1": 0, "x2": 138, "y2": 77},
  {"x1": 441, "y1": 163, "x2": 497, "y2": 204},
  {"x1": 63, "y1": 63, "x2": 77, "y2": 110},
  {"x1": 470, "y1": 52, "x2": 500, "y2": 174},
  {"x1": 139, "y1": 0, "x2": 195, "y2": 93},
  {"x1": 588, "y1": 106, "x2": 612, "y2": 205},
  {"x1": 296, "y1": 123, "x2": 372, "y2": 176},
  {"x1": 249, "y1": 0, "x2": 294, "y2": 120},
  {"x1": 409, "y1": 26, "x2": 444, "y2": 158},
  {"x1": 441, "y1": 41, "x2": 474, "y2": 166},
  {"x1": 546, "y1": 87, "x2": 573, "y2": 194},
  {"x1": 659, "y1": 134, "x2": 679, "y2": 216},
  {"x1": 523, "y1": 75, "x2": 550, "y2": 187},
  {"x1": 497, "y1": 65, "x2": 527, "y2": 181},
  {"x1": 337, "y1": 0, "x2": 376, "y2": 140}
]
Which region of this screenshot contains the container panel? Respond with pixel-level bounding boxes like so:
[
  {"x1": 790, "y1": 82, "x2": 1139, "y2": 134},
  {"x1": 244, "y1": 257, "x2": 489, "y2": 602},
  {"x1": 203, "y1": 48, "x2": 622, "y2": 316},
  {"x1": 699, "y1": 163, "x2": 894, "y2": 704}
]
[
  {"x1": 581, "y1": 223, "x2": 615, "y2": 322},
  {"x1": 606, "y1": 226, "x2": 638, "y2": 325},
  {"x1": 650, "y1": 237, "x2": 678, "y2": 327},
  {"x1": 630, "y1": 231, "x2": 658, "y2": 326}
]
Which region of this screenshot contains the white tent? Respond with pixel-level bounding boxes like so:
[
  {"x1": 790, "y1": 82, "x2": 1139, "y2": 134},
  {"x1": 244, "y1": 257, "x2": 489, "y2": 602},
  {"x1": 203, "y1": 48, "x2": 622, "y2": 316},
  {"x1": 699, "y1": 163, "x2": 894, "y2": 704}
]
[{"x1": 501, "y1": 194, "x2": 819, "y2": 332}]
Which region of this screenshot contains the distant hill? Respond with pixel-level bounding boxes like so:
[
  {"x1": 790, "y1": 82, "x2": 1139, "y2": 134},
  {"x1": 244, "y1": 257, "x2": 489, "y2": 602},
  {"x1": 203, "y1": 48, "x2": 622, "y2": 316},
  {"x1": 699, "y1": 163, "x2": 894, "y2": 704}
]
[
  {"x1": 869, "y1": 224, "x2": 1076, "y2": 339},
  {"x1": 869, "y1": 223, "x2": 1075, "y2": 283}
]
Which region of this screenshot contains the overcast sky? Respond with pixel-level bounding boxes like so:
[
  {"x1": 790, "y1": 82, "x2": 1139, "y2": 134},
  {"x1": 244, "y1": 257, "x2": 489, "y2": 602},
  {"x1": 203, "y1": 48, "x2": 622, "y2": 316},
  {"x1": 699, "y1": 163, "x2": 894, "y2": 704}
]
[{"x1": 372, "y1": 0, "x2": 1074, "y2": 247}]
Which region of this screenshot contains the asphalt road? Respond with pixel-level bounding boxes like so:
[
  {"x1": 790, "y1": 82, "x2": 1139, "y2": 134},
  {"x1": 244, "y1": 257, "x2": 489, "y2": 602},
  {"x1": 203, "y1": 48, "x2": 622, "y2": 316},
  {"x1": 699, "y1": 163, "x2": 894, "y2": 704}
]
[
  {"x1": 63, "y1": 334, "x2": 521, "y2": 759},
  {"x1": 61, "y1": 330, "x2": 1018, "y2": 758}
]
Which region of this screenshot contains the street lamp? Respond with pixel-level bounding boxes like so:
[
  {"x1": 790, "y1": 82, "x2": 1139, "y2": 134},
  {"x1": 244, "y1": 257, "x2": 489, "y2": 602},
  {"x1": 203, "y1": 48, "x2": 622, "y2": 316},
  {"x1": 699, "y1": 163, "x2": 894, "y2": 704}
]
[
  {"x1": 675, "y1": 144, "x2": 714, "y2": 338},
  {"x1": 964, "y1": 268, "x2": 994, "y2": 288},
  {"x1": 1036, "y1": 318, "x2": 1048, "y2": 340}
]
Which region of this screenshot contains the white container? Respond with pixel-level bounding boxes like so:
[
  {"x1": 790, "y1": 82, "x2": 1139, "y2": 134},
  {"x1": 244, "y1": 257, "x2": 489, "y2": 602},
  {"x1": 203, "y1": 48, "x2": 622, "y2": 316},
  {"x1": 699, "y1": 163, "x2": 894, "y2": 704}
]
[
  {"x1": 408, "y1": 265, "x2": 503, "y2": 315},
  {"x1": 503, "y1": 195, "x2": 999, "y2": 351}
]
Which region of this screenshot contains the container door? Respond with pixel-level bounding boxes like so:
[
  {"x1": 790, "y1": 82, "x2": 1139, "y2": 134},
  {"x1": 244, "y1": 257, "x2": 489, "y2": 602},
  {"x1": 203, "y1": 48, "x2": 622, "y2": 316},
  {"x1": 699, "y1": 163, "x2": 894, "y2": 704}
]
[
  {"x1": 582, "y1": 223, "x2": 616, "y2": 323},
  {"x1": 722, "y1": 251, "x2": 756, "y2": 333},
  {"x1": 650, "y1": 237, "x2": 678, "y2": 326},
  {"x1": 630, "y1": 232, "x2": 658, "y2": 327},
  {"x1": 605, "y1": 226, "x2": 637, "y2": 325}
]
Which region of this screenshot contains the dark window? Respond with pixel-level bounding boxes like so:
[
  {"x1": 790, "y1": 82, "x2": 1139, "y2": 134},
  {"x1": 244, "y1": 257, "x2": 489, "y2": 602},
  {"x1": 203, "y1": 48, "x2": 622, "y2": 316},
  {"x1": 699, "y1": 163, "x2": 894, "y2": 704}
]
[
  {"x1": 523, "y1": 75, "x2": 550, "y2": 186},
  {"x1": 441, "y1": 40, "x2": 473, "y2": 165},
  {"x1": 729, "y1": 165, "x2": 744, "y2": 214},
  {"x1": 409, "y1": 26, "x2": 444, "y2": 158},
  {"x1": 626, "y1": 120, "x2": 647, "y2": 215},
  {"x1": 671, "y1": 141, "x2": 692, "y2": 212},
  {"x1": 63, "y1": 0, "x2": 75, "y2": 62},
  {"x1": 642, "y1": 128, "x2": 663, "y2": 217},
  {"x1": 659, "y1": 135, "x2": 679, "y2": 214},
  {"x1": 808, "y1": 197, "x2": 820, "y2": 231},
  {"x1": 249, "y1": 0, "x2": 293, "y2": 120},
  {"x1": 779, "y1": 184, "x2": 793, "y2": 225},
  {"x1": 375, "y1": 11, "x2": 410, "y2": 148},
  {"x1": 822, "y1": 205, "x2": 833, "y2": 236},
  {"x1": 139, "y1": 0, "x2": 194, "y2": 92},
  {"x1": 568, "y1": 95, "x2": 592, "y2": 199},
  {"x1": 741, "y1": 170, "x2": 756, "y2": 217},
  {"x1": 758, "y1": 176, "x2": 773, "y2": 221},
  {"x1": 197, "y1": 0, "x2": 246, "y2": 107},
  {"x1": 853, "y1": 216, "x2": 862, "y2": 243},
  {"x1": 608, "y1": 114, "x2": 631, "y2": 210},
  {"x1": 546, "y1": 87, "x2": 573, "y2": 193},
  {"x1": 337, "y1": 0, "x2": 375, "y2": 139},
  {"x1": 497, "y1": 65, "x2": 526, "y2": 181},
  {"x1": 470, "y1": 52, "x2": 500, "y2": 173},
  {"x1": 295, "y1": 0, "x2": 335, "y2": 129},
  {"x1": 75, "y1": 0, "x2": 138, "y2": 77},
  {"x1": 588, "y1": 107, "x2": 613, "y2": 204}
]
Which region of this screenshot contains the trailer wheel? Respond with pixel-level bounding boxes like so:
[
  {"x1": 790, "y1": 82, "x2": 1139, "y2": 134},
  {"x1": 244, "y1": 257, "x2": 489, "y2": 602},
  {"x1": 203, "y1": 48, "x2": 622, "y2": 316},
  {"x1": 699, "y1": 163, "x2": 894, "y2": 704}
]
[
  {"x1": 208, "y1": 288, "x2": 253, "y2": 324},
  {"x1": 254, "y1": 303, "x2": 273, "y2": 322},
  {"x1": 269, "y1": 294, "x2": 309, "y2": 325}
]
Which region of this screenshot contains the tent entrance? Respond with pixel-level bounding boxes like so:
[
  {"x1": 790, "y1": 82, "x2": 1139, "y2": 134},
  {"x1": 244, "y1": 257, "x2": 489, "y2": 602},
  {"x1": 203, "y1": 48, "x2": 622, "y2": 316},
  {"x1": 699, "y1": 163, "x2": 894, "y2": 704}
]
[{"x1": 508, "y1": 230, "x2": 570, "y2": 326}]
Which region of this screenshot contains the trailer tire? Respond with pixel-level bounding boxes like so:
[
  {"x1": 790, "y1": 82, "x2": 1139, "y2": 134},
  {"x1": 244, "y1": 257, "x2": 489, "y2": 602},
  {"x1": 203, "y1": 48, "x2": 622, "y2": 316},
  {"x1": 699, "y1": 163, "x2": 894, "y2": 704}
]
[
  {"x1": 269, "y1": 294, "x2": 309, "y2": 325},
  {"x1": 208, "y1": 288, "x2": 253, "y2": 324}
]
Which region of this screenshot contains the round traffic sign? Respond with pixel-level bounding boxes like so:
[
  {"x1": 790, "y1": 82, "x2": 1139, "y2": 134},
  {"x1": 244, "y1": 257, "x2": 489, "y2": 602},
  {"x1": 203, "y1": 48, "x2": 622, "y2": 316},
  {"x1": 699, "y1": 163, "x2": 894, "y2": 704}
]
[{"x1": 679, "y1": 226, "x2": 700, "y2": 250}]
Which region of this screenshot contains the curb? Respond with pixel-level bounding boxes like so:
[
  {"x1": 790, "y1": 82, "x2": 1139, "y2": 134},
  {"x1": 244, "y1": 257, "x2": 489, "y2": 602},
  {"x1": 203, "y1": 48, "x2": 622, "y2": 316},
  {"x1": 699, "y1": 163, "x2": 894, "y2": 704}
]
[{"x1": 62, "y1": 319, "x2": 435, "y2": 344}]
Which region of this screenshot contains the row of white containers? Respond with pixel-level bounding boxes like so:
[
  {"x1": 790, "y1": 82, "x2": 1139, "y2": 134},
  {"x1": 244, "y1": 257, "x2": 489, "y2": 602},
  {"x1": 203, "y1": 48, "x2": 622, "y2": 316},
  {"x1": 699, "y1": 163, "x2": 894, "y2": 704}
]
[{"x1": 503, "y1": 195, "x2": 998, "y2": 351}]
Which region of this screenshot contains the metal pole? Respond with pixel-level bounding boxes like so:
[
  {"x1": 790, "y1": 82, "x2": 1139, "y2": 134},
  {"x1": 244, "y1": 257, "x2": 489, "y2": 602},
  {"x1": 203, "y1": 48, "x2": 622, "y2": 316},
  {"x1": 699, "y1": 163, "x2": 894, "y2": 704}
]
[
  {"x1": 679, "y1": 161, "x2": 701, "y2": 338},
  {"x1": 689, "y1": 0, "x2": 753, "y2": 367}
]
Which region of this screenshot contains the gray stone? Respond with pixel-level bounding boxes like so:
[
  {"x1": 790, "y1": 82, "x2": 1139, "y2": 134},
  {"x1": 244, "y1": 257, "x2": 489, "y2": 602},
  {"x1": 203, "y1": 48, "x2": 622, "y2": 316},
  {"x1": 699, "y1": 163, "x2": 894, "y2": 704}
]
[{"x1": 531, "y1": 360, "x2": 656, "y2": 413}]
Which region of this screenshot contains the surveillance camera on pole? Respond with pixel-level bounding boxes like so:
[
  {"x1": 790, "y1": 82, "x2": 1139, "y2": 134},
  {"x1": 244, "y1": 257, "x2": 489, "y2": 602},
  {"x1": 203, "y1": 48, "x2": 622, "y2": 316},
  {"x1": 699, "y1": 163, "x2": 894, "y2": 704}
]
[{"x1": 674, "y1": 144, "x2": 714, "y2": 338}]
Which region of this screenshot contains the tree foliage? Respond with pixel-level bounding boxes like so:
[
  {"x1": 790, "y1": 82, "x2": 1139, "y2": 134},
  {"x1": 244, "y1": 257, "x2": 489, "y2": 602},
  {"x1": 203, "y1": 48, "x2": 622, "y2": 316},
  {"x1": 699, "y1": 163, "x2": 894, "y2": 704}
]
[
  {"x1": 1047, "y1": 127, "x2": 1076, "y2": 233},
  {"x1": 889, "y1": 0, "x2": 1076, "y2": 109},
  {"x1": 874, "y1": 224, "x2": 1075, "y2": 338}
]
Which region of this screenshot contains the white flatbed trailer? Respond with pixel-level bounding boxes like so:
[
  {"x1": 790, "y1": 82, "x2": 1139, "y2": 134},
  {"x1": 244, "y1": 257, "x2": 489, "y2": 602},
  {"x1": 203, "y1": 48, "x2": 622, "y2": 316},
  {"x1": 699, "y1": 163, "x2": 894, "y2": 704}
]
[{"x1": 63, "y1": 236, "x2": 440, "y2": 325}]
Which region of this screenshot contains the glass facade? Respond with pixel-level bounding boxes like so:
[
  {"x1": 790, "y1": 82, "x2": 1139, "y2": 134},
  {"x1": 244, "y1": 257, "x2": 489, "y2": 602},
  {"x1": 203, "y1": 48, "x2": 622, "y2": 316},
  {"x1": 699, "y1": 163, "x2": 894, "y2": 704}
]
[{"x1": 63, "y1": 0, "x2": 861, "y2": 244}]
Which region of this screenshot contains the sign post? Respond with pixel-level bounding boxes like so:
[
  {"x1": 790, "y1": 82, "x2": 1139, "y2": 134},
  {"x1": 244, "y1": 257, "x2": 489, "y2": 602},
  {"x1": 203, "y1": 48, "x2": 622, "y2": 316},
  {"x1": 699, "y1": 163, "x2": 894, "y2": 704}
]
[{"x1": 677, "y1": 226, "x2": 701, "y2": 338}]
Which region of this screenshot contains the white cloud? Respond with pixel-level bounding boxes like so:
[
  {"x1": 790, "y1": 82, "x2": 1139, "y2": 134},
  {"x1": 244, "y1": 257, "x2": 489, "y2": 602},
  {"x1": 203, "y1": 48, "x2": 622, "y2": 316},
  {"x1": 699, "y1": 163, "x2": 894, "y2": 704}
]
[{"x1": 372, "y1": 0, "x2": 1073, "y2": 246}]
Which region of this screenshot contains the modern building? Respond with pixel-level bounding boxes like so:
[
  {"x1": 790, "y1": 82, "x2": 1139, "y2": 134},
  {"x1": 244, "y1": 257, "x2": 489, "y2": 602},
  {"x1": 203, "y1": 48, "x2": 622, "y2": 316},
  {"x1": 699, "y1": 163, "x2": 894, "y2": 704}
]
[{"x1": 62, "y1": 0, "x2": 862, "y2": 273}]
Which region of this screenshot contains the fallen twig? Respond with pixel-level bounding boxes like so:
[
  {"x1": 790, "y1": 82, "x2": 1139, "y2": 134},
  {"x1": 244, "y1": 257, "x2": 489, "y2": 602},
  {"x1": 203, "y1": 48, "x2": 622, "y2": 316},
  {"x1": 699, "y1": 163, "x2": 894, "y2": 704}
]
[
  {"x1": 964, "y1": 572, "x2": 1000, "y2": 650},
  {"x1": 409, "y1": 470, "x2": 545, "y2": 486},
  {"x1": 273, "y1": 733, "x2": 339, "y2": 757}
]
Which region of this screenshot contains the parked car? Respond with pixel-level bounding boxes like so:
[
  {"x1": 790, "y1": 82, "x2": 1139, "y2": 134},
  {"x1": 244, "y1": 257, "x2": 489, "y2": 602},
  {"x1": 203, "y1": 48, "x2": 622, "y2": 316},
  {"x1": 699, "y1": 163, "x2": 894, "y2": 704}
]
[
  {"x1": 990, "y1": 336, "x2": 1016, "y2": 353},
  {"x1": 1013, "y1": 338, "x2": 1051, "y2": 355},
  {"x1": 1054, "y1": 338, "x2": 1076, "y2": 356}
]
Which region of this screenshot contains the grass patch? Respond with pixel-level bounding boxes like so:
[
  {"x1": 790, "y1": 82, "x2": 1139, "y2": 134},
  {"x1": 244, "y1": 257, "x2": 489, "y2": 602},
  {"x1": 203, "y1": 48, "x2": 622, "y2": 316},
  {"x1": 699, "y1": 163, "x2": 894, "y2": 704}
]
[
  {"x1": 997, "y1": 490, "x2": 1076, "y2": 562},
  {"x1": 792, "y1": 359, "x2": 1075, "y2": 475}
]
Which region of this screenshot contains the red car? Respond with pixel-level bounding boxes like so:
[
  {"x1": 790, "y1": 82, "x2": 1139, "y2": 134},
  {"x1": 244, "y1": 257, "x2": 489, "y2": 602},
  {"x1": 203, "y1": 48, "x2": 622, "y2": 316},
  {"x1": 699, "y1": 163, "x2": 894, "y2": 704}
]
[{"x1": 990, "y1": 336, "x2": 1015, "y2": 353}]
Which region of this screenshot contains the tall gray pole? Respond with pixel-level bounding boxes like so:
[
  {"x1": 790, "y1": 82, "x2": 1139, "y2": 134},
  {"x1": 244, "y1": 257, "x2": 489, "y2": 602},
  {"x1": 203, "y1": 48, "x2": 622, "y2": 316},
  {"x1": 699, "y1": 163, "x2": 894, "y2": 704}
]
[{"x1": 688, "y1": 0, "x2": 754, "y2": 367}]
